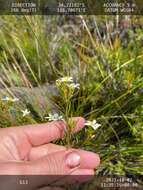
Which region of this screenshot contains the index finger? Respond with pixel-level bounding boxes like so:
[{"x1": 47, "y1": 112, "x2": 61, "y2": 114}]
[{"x1": 12, "y1": 117, "x2": 85, "y2": 146}]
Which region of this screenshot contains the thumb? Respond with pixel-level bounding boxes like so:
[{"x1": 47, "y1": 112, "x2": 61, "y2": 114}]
[
  {"x1": 27, "y1": 149, "x2": 100, "y2": 176},
  {"x1": 29, "y1": 150, "x2": 81, "y2": 174}
]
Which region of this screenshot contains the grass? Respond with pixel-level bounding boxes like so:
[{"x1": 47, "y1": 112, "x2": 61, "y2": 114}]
[{"x1": 0, "y1": 15, "x2": 143, "y2": 189}]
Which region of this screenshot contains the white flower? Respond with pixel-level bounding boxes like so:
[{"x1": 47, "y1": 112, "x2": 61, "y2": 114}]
[
  {"x1": 1, "y1": 96, "x2": 19, "y2": 102},
  {"x1": 45, "y1": 113, "x2": 63, "y2": 121},
  {"x1": 11, "y1": 97, "x2": 19, "y2": 102},
  {"x1": 66, "y1": 83, "x2": 80, "y2": 89},
  {"x1": 56, "y1": 76, "x2": 80, "y2": 95},
  {"x1": 56, "y1": 77, "x2": 73, "y2": 84},
  {"x1": 21, "y1": 109, "x2": 30, "y2": 117},
  {"x1": 85, "y1": 120, "x2": 101, "y2": 131},
  {"x1": 1, "y1": 96, "x2": 10, "y2": 101}
]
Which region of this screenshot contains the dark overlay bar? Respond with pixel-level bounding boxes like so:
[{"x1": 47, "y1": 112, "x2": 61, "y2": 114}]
[
  {"x1": 0, "y1": 0, "x2": 143, "y2": 15},
  {"x1": 0, "y1": 175, "x2": 142, "y2": 190}
]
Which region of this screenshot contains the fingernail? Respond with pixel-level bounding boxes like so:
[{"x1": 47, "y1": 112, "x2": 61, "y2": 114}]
[{"x1": 66, "y1": 152, "x2": 81, "y2": 168}]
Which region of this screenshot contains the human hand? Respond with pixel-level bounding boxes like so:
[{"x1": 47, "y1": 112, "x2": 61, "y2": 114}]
[{"x1": 0, "y1": 117, "x2": 100, "y2": 189}]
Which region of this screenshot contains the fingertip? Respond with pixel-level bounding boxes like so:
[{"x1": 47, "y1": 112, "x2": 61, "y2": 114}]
[
  {"x1": 74, "y1": 117, "x2": 85, "y2": 130},
  {"x1": 86, "y1": 152, "x2": 100, "y2": 169},
  {"x1": 93, "y1": 153, "x2": 100, "y2": 168},
  {"x1": 78, "y1": 151, "x2": 100, "y2": 169},
  {"x1": 97, "y1": 154, "x2": 100, "y2": 164}
]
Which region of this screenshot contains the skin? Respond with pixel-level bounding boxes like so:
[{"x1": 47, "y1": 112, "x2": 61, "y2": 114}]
[{"x1": 0, "y1": 117, "x2": 100, "y2": 190}]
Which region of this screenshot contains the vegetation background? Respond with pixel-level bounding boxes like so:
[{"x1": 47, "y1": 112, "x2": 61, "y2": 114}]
[{"x1": 0, "y1": 15, "x2": 143, "y2": 189}]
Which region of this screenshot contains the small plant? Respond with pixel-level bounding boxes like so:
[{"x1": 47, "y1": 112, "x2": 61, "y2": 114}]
[
  {"x1": 45, "y1": 77, "x2": 79, "y2": 147},
  {"x1": 45, "y1": 76, "x2": 101, "y2": 149},
  {"x1": 46, "y1": 76, "x2": 80, "y2": 148}
]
